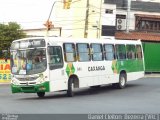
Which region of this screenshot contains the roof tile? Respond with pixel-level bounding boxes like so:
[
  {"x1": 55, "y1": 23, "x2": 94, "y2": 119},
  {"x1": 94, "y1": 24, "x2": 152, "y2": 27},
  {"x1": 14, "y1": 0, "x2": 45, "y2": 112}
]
[{"x1": 115, "y1": 32, "x2": 160, "y2": 41}]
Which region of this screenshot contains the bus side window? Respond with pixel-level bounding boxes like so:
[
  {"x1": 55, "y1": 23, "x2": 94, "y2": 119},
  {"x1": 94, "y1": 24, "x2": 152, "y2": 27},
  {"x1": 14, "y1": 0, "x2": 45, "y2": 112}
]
[
  {"x1": 115, "y1": 44, "x2": 126, "y2": 60},
  {"x1": 76, "y1": 43, "x2": 90, "y2": 62},
  {"x1": 48, "y1": 46, "x2": 63, "y2": 70},
  {"x1": 91, "y1": 43, "x2": 103, "y2": 61},
  {"x1": 103, "y1": 44, "x2": 115, "y2": 60},
  {"x1": 136, "y1": 45, "x2": 142, "y2": 59},
  {"x1": 63, "y1": 43, "x2": 76, "y2": 62},
  {"x1": 126, "y1": 45, "x2": 136, "y2": 59}
]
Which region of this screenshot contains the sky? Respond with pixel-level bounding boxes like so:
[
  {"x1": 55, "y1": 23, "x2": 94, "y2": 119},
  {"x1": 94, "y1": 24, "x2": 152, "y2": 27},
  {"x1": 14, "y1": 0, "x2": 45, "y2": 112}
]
[
  {"x1": 0, "y1": 0, "x2": 159, "y2": 29},
  {"x1": 0, "y1": 0, "x2": 56, "y2": 29}
]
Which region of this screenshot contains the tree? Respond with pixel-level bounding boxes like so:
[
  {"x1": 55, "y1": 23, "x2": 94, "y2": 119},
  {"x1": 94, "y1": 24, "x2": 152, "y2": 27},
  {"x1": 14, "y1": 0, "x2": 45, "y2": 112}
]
[{"x1": 0, "y1": 22, "x2": 26, "y2": 58}]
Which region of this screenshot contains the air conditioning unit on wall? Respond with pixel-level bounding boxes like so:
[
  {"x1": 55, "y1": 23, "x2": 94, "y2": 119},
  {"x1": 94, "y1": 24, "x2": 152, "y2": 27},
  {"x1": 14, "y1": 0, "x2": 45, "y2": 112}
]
[{"x1": 116, "y1": 18, "x2": 126, "y2": 30}]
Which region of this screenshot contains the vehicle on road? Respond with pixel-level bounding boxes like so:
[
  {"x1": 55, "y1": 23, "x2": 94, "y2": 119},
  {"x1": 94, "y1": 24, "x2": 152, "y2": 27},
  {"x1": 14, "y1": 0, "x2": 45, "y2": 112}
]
[{"x1": 10, "y1": 37, "x2": 144, "y2": 97}]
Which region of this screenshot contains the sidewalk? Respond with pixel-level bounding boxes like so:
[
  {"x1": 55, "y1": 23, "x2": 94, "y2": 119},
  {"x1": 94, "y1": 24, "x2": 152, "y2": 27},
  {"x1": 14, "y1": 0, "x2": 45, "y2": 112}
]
[
  {"x1": 0, "y1": 80, "x2": 10, "y2": 84},
  {"x1": 144, "y1": 73, "x2": 160, "y2": 78},
  {"x1": 0, "y1": 82, "x2": 10, "y2": 85}
]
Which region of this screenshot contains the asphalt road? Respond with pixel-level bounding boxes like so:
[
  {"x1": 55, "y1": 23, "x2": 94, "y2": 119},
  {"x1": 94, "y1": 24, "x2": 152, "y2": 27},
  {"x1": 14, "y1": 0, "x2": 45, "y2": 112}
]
[{"x1": 0, "y1": 77, "x2": 160, "y2": 115}]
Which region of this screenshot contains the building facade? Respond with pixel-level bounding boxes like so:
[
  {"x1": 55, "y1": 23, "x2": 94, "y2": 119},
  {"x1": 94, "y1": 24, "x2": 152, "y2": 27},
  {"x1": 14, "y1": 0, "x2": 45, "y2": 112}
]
[
  {"x1": 104, "y1": 0, "x2": 160, "y2": 41},
  {"x1": 24, "y1": 0, "x2": 116, "y2": 38},
  {"x1": 105, "y1": 0, "x2": 160, "y2": 72},
  {"x1": 24, "y1": 0, "x2": 160, "y2": 40}
]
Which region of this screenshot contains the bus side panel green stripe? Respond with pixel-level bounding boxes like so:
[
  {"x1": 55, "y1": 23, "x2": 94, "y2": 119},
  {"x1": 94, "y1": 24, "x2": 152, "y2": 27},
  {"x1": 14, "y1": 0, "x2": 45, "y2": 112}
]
[{"x1": 116, "y1": 59, "x2": 144, "y2": 73}]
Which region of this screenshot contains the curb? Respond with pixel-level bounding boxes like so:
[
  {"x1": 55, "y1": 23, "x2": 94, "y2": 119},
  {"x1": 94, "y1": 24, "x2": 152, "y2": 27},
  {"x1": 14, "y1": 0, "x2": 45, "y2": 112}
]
[
  {"x1": 144, "y1": 74, "x2": 160, "y2": 78},
  {"x1": 0, "y1": 83, "x2": 10, "y2": 84}
]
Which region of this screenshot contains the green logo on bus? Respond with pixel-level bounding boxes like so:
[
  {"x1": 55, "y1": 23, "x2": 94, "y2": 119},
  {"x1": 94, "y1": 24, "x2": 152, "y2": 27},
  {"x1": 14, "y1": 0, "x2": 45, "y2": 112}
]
[
  {"x1": 66, "y1": 63, "x2": 75, "y2": 77},
  {"x1": 112, "y1": 60, "x2": 118, "y2": 74}
]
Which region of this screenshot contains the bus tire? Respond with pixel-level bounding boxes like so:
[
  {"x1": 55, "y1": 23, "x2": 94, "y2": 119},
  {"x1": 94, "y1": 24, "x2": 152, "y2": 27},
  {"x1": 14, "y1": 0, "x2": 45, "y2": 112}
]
[
  {"x1": 118, "y1": 73, "x2": 127, "y2": 89},
  {"x1": 37, "y1": 92, "x2": 45, "y2": 98},
  {"x1": 112, "y1": 73, "x2": 127, "y2": 89},
  {"x1": 67, "y1": 78, "x2": 74, "y2": 97}
]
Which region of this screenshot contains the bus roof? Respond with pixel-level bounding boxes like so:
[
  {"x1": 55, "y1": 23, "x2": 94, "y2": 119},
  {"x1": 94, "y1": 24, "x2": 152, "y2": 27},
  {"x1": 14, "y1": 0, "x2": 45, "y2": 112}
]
[{"x1": 12, "y1": 37, "x2": 141, "y2": 45}]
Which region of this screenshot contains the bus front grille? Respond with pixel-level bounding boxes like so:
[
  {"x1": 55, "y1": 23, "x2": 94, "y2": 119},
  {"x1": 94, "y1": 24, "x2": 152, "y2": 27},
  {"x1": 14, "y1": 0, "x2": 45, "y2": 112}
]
[
  {"x1": 21, "y1": 87, "x2": 35, "y2": 92},
  {"x1": 17, "y1": 77, "x2": 37, "y2": 81}
]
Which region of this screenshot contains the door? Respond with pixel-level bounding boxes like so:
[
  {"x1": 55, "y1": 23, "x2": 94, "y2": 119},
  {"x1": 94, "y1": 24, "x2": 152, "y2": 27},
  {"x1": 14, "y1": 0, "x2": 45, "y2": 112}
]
[{"x1": 48, "y1": 46, "x2": 67, "y2": 91}]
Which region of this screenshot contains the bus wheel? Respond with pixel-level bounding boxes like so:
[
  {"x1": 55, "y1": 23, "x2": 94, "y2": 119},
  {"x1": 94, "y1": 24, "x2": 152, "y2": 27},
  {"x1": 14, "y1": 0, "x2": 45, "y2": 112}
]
[
  {"x1": 67, "y1": 78, "x2": 74, "y2": 97},
  {"x1": 37, "y1": 92, "x2": 45, "y2": 98},
  {"x1": 112, "y1": 73, "x2": 127, "y2": 89}
]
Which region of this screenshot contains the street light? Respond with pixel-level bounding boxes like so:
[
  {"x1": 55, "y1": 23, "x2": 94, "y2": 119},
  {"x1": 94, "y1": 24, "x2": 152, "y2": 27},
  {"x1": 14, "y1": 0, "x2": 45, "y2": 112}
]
[
  {"x1": 44, "y1": 0, "x2": 73, "y2": 31},
  {"x1": 43, "y1": 20, "x2": 53, "y2": 31},
  {"x1": 44, "y1": 0, "x2": 80, "y2": 36}
]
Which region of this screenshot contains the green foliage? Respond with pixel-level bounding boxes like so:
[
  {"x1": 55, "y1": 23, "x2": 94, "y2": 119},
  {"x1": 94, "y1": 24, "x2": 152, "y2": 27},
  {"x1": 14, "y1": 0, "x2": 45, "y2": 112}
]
[
  {"x1": 0, "y1": 22, "x2": 26, "y2": 58},
  {"x1": 0, "y1": 22, "x2": 26, "y2": 41}
]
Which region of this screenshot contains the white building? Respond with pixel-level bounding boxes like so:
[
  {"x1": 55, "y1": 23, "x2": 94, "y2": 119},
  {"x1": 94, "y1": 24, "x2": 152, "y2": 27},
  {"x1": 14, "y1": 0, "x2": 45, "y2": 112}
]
[{"x1": 24, "y1": 0, "x2": 116, "y2": 39}]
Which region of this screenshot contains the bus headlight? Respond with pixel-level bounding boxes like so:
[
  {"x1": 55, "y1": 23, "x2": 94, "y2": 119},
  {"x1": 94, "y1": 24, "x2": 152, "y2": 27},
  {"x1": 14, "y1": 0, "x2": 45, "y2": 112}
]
[
  {"x1": 36, "y1": 77, "x2": 45, "y2": 84},
  {"x1": 38, "y1": 86, "x2": 46, "y2": 91},
  {"x1": 12, "y1": 79, "x2": 19, "y2": 85}
]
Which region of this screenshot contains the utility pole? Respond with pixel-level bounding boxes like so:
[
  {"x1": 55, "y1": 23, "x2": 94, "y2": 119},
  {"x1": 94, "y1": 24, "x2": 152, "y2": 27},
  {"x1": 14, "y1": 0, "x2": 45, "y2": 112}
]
[
  {"x1": 84, "y1": 0, "x2": 89, "y2": 38},
  {"x1": 44, "y1": 1, "x2": 57, "y2": 36},
  {"x1": 126, "y1": 0, "x2": 131, "y2": 33},
  {"x1": 97, "y1": 0, "x2": 103, "y2": 38}
]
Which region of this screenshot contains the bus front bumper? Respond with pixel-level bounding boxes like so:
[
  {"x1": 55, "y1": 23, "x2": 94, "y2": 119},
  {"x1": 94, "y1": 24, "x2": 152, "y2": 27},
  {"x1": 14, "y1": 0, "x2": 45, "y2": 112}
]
[{"x1": 11, "y1": 82, "x2": 50, "y2": 93}]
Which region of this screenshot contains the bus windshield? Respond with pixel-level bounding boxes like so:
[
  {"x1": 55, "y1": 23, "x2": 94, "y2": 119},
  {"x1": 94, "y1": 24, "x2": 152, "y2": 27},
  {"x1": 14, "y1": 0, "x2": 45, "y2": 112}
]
[{"x1": 10, "y1": 48, "x2": 47, "y2": 75}]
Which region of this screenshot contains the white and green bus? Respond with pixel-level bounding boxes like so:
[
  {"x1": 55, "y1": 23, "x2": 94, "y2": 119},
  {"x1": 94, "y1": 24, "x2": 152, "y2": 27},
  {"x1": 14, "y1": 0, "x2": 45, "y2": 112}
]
[{"x1": 10, "y1": 37, "x2": 144, "y2": 97}]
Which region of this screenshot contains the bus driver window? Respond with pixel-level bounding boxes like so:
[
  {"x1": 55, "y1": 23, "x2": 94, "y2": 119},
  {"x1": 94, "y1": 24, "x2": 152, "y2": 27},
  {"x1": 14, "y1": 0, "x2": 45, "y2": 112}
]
[{"x1": 48, "y1": 46, "x2": 63, "y2": 69}]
